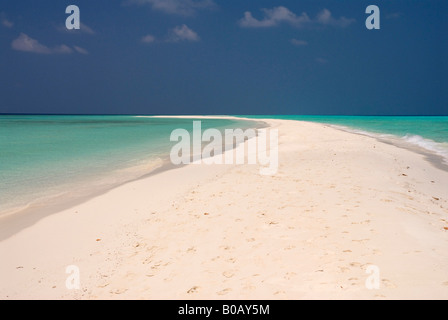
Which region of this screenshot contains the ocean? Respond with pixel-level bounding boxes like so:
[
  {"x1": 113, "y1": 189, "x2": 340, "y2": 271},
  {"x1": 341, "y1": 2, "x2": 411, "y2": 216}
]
[
  {"x1": 0, "y1": 115, "x2": 257, "y2": 215},
  {"x1": 2, "y1": 115, "x2": 447, "y2": 216},
  {"x1": 242, "y1": 115, "x2": 448, "y2": 165}
]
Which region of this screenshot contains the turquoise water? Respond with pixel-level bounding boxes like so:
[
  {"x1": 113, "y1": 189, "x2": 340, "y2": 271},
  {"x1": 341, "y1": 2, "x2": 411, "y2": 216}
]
[
  {"x1": 2, "y1": 114, "x2": 446, "y2": 215},
  {"x1": 241, "y1": 115, "x2": 448, "y2": 163},
  {"x1": 0, "y1": 115, "x2": 256, "y2": 214}
]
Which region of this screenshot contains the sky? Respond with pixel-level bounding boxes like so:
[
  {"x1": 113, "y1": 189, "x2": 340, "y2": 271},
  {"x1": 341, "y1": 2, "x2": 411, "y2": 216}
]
[{"x1": 0, "y1": 0, "x2": 447, "y2": 115}]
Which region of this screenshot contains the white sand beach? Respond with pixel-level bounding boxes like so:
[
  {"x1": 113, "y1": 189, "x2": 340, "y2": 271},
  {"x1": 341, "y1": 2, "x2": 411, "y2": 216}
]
[{"x1": 1, "y1": 117, "x2": 448, "y2": 299}]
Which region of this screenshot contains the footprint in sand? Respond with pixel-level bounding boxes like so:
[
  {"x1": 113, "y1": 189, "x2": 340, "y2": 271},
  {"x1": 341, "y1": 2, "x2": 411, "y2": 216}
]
[
  {"x1": 142, "y1": 257, "x2": 152, "y2": 265},
  {"x1": 150, "y1": 262, "x2": 161, "y2": 270},
  {"x1": 110, "y1": 288, "x2": 127, "y2": 295},
  {"x1": 187, "y1": 247, "x2": 196, "y2": 253},
  {"x1": 381, "y1": 279, "x2": 397, "y2": 289},
  {"x1": 226, "y1": 257, "x2": 237, "y2": 263},
  {"x1": 284, "y1": 272, "x2": 297, "y2": 280},
  {"x1": 352, "y1": 239, "x2": 370, "y2": 243},
  {"x1": 217, "y1": 288, "x2": 232, "y2": 296},
  {"x1": 98, "y1": 282, "x2": 110, "y2": 288},
  {"x1": 187, "y1": 286, "x2": 199, "y2": 294},
  {"x1": 222, "y1": 271, "x2": 234, "y2": 279},
  {"x1": 339, "y1": 266, "x2": 350, "y2": 273},
  {"x1": 124, "y1": 272, "x2": 137, "y2": 280},
  {"x1": 243, "y1": 284, "x2": 256, "y2": 291},
  {"x1": 349, "y1": 262, "x2": 363, "y2": 269},
  {"x1": 351, "y1": 220, "x2": 370, "y2": 225}
]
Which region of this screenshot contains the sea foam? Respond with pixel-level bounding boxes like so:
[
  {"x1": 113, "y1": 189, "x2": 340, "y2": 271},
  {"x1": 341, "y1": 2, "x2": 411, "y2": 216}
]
[
  {"x1": 330, "y1": 124, "x2": 448, "y2": 165},
  {"x1": 402, "y1": 134, "x2": 448, "y2": 165}
]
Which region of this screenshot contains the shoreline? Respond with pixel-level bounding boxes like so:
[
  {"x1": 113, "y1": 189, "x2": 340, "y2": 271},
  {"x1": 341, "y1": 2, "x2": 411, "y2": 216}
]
[
  {"x1": 324, "y1": 123, "x2": 448, "y2": 170},
  {"x1": 325, "y1": 124, "x2": 448, "y2": 173},
  {"x1": 0, "y1": 116, "x2": 268, "y2": 241},
  {"x1": 1, "y1": 117, "x2": 448, "y2": 299},
  {"x1": 149, "y1": 115, "x2": 448, "y2": 171}
]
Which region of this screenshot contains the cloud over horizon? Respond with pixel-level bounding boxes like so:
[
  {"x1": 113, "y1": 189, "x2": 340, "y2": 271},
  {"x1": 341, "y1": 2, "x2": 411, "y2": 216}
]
[
  {"x1": 58, "y1": 22, "x2": 96, "y2": 35},
  {"x1": 239, "y1": 6, "x2": 311, "y2": 28},
  {"x1": 239, "y1": 7, "x2": 355, "y2": 29},
  {"x1": 167, "y1": 24, "x2": 200, "y2": 42},
  {"x1": 73, "y1": 46, "x2": 89, "y2": 54},
  {"x1": 11, "y1": 33, "x2": 88, "y2": 55},
  {"x1": 290, "y1": 39, "x2": 308, "y2": 46},
  {"x1": 141, "y1": 34, "x2": 156, "y2": 44},
  {"x1": 1, "y1": 12, "x2": 13, "y2": 28},
  {"x1": 12, "y1": 33, "x2": 72, "y2": 54},
  {"x1": 316, "y1": 9, "x2": 354, "y2": 27},
  {"x1": 125, "y1": 0, "x2": 216, "y2": 16}
]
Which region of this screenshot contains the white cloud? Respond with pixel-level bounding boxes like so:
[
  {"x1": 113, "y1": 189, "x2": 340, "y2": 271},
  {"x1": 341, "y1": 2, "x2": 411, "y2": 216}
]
[
  {"x1": 53, "y1": 45, "x2": 73, "y2": 54},
  {"x1": 316, "y1": 9, "x2": 355, "y2": 27},
  {"x1": 239, "y1": 7, "x2": 354, "y2": 29},
  {"x1": 167, "y1": 24, "x2": 200, "y2": 42},
  {"x1": 2, "y1": 18, "x2": 13, "y2": 28},
  {"x1": 79, "y1": 23, "x2": 95, "y2": 35},
  {"x1": 1, "y1": 12, "x2": 13, "y2": 28},
  {"x1": 58, "y1": 22, "x2": 95, "y2": 35},
  {"x1": 239, "y1": 6, "x2": 310, "y2": 28},
  {"x1": 10, "y1": 33, "x2": 92, "y2": 55},
  {"x1": 12, "y1": 33, "x2": 58, "y2": 54},
  {"x1": 141, "y1": 34, "x2": 156, "y2": 44},
  {"x1": 74, "y1": 46, "x2": 89, "y2": 54},
  {"x1": 290, "y1": 39, "x2": 308, "y2": 46},
  {"x1": 126, "y1": 0, "x2": 216, "y2": 16}
]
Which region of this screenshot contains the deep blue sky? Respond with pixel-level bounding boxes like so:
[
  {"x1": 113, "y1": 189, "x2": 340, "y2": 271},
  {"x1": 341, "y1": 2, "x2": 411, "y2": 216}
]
[{"x1": 0, "y1": 0, "x2": 447, "y2": 115}]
